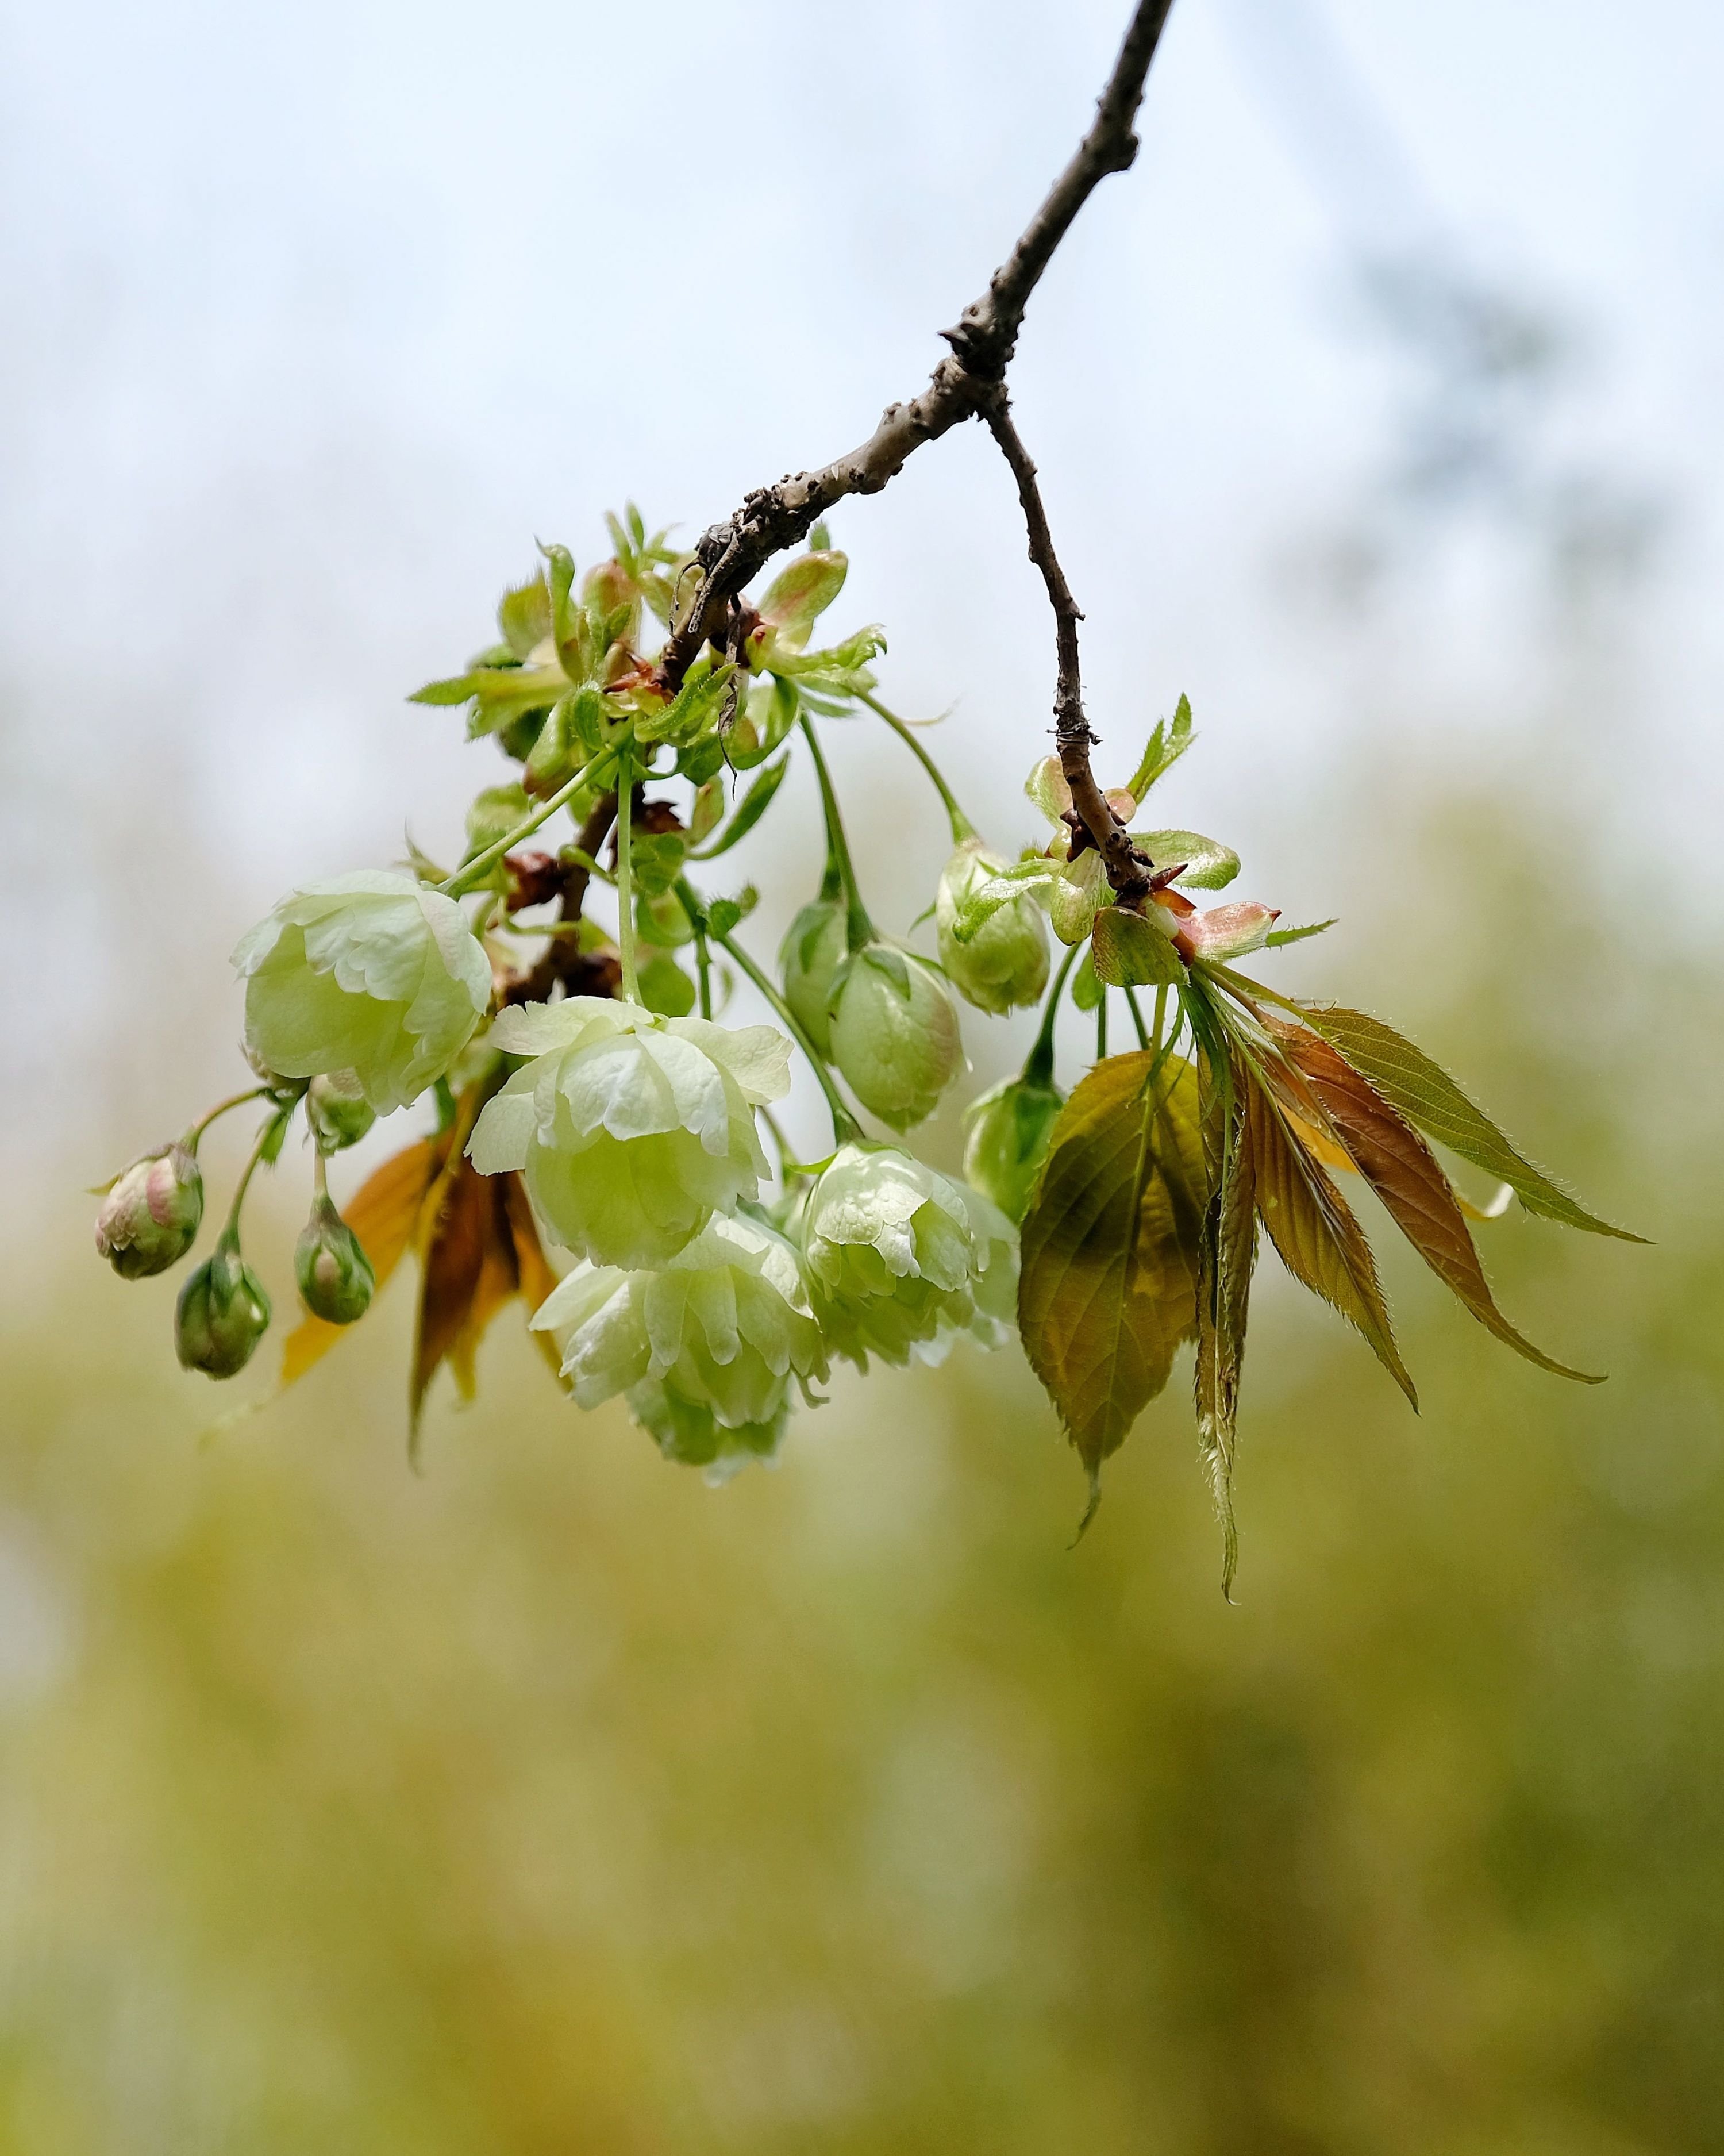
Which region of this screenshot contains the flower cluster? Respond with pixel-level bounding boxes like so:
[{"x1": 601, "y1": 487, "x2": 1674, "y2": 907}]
[{"x1": 94, "y1": 511, "x2": 1622, "y2": 1565}]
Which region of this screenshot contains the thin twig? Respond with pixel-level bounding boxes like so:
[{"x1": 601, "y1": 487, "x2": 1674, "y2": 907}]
[
  {"x1": 657, "y1": 0, "x2": 1176, "y2": 687},
  {"x1": 979, "y1": 386, "x2": 1154, "y2": 900},
  {"x1": 501, "y1": 789, "x2": 621, "y2": 1006}
]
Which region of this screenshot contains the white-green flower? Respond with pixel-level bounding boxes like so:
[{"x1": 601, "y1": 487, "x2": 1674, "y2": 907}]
[
  {"x1": 827, "y1": 942, "x2": 961, "y2": 1131},
  {"x1": 936, "y1": 838, "x2": 1050, "y2": 1014},
  {"x1": 529, "y1": 1211, "x2": 827, "y2": 1439},
  {"x1": 233, "y1": 870, "x2": 491, "y2": 1115},
  {"x1": 470, "y1": 1000, "x2": 791, "y2": 1269},
  {"x1": 626, "y1": 1379, "x2": 790, "y2": 1485},
  {"x1": 798, "y1": 1142, "x2": 1017, "y2": 1369}
]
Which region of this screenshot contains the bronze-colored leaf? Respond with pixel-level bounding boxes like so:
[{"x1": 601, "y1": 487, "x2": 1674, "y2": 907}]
[
  {"x1": 1194, "y1": 1050, "x2": 1257, "y2": 1596},
  {"x1": 1297, "y1": 1002, "x2": 1642, "y2": 1241},
  {"x1": 280, "y1": 1135, "x2": 447, "y2": 1389},
  {"x1": 411, "y1": 1148, "x2": 497, "y2": 1431},
  {"x1": 1245, "y1": 1077, "x2": 1417, "y2": 1408},
  {"x1": 1269, "y1": 1020, "x2": 1602, "y2": 1384},
  {"x1": 1018, "y1": 1051, "x2": 1208, "y2": 1500}
]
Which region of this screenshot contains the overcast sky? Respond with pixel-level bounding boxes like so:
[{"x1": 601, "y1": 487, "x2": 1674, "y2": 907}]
[{"x1": 3, "y1": 0, "x2": 1719, "y2": 1163}]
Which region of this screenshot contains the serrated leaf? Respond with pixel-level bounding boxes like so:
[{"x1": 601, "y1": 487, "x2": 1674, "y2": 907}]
[
  {"x1": 1245, "y1": 1075, "x2": 1417, "y2": 1408},
  {"x1": 1019, "y1": 1052, "x2": 1208, "y2": 1486},
  {"x1": 410, "y1": 674, "x2": 485, "y2": 707},
  {"x1": 1195, "y1": 1049, "x2": 1256, "y2": 1596},
  {"x1": 1265, "y1": 918, "x2": 1336, "y2": 948},
  {"x1": 1298, "y1": 1004, "x2": 1642, "y2": 1241},
  {"x1": 691, "y1": 754, "x2": 790, "y2": 858},
  {"x1": 1129, "y1": 829, "x2": 1238, "y2": 890},
  {"x1": 1122, "y1": 693, "x2": 1194, "y2": 806},
  {"x1": 1092, "y1": 905, "x2": 1185, "y2": 988},
  {"x1": 1269, "y1": 1021, "x2": 1602, "y2": 1382}
]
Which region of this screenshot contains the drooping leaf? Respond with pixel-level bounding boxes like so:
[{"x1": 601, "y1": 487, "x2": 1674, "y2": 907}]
[
  {"x1": 1129, "y1": 829, "x2": 1239, "y2": 890},
  {"x1": 1092, "y1": 905, "x2": 1185, "y2": 989},
  {"x1": 1269, "y1": 1021, "x2": 1602, "y2": 1382},
  {"x1": 1194, "y1": 1047, "x2": 1257, "y2": 1597},
  {"x1": 1297, "y1": 1004, "x2": 1642, "y2": 1240},
  {"x1": 280, "y1": 1136, "x2": 444, "y2": 1388},
  {"x1": 498, "y1": 572, "x2": 553, "y2": 659},
  {"x1": 1245, "y1": 1076, "x2": 1417, "y2": 1408},
  {"x1": 1018, "y1": 1052, "x2": 1208, "y2": 1496}
]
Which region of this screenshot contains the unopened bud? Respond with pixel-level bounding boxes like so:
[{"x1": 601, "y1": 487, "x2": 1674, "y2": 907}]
[
  {"x1": 779, "y1": 896, "x2": 849, "y2": 1059},
  {"x1": 936, "y1": 839, "x2": 1050, "y2": 1014},
  {"x1": 95, "y1": 1142, "x2": 203, "y2": 1279},
  {"x1": 294, "y1": 1194, "x2": 376, "y2": 1325},
  {"x1": 175, "y1": 1234, "x2": 271, "y2": 1378},
  {"x1": 306, "y1": 1070, "x2": 376, "y2": 1154},
  {"x1": 963, "y1": 1074, "x2": 1064, "y2": 1224},
  {"x1": 828, "y1": 942, "x2": 961, "y2": 1131}
]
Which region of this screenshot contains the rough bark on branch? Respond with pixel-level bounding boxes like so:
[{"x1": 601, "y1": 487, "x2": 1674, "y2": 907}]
[{"x1": 657, "y1": 0, "x2": 1176, "y2": 690}]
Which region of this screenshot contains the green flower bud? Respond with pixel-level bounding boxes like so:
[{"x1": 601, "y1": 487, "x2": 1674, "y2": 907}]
[
  {"x1": 827, "y1": 943, "x2": 961, "y2": 1131},
  {"x1": 936, "y1": 839, "x2": 1050, "y2": 1014},
  {"x1": 175, "y1": 1233, "x2": 271, "y2": 1379},
  {"x1": 778, "y1": 896, "x2": 849, "y2": 1059},
  {"x1": 294, "y1": 1194, "x2": 376, "y2": 1325},
  {"x1": 306, "y1": 1070, "x2": 376, "y2": 1154},
  {"x1": 95, "y1": 1141, "x2": 204, "y2": 1279},
  {"x1": 232, "y1": 870, "x2": 492, "y2": 1116},
  {"x1": 799, "y1": 1142, "x2": 1017, "y2": 1369},
  {"x1": 530, "y1": 1213, "x2": 826, "y2": 1440},
  {"x1": 962, "y1": 1074, "x2": 1064, "y2": 1224},
  {"x1": 470, "y1": 1000, "x2": 791, "y2": 1270}
]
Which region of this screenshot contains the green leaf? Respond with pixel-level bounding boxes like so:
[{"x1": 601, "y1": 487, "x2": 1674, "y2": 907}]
[
  {"x1": 1194, "y1": 1048, "x2": 1256, "y2": 1598},
  {"x1": 950, "y1": 858, "x2": 1060, "y2": 945},
  {"x1": 1298, "y1": 1004, "x2": 1643, "y2": 1241},
  {"x1": 1129, "y1": 828, "x2": 1238, "y2": 890},
  {"x1": 1092, "y1": 906, "x2": 1184, "y2": 988},
  {"x1": 1070, "y1": 946, "x2": 1103, "y2": 1012},
  {"x1": 691, "y1": 754, "x2": 790, "y2": 858},
  {"x1": 755, "y1": 551, "x2": 848, "y2": 654},
  {"x1": 704, "y1": 885, "x2": 759, "y2": 939},
  {"x1": 629, "y1": 831, "x2": 687, "y2": 898},
  {"x1": 1265, "y1": 918, "x2": 1336, "y2": 948},
  {"x1": 635, "y1": 889, "x2": 695, "y2": 948},
  {"x1": 1268, "y1": 1019, "x2": 1603, "y2": 1381},
  {"x1": 540, "y1": 543, "x2": 577, "y2": 645},
  {"x1": 409, "y1": 674, "x2": 484, "y2": 708},
  {"x1": 1018, "y1": 1052, "x2": 1209, "y2": 1489},
  {"x1": 498, "y1": 574, "x2": 552, "y2": 659},
  {"x1": 637, "y1": 661, "x2": 734, "y2": 747},
  {"x1": 1245, "y1": 1075, "x2": 1417, "y2": 1408},
  {"x1": 637, "y1": 954, "x2": 696, "y2": 1017},
  {"x1": 1122, "y1": 693, "x2": 1194, "y2": 806},
  {"x1": 688, "y1": 779, "x2": 724, "y2": 844},
  {"x1": 726, "y1": 676, "x2": 799, "y2": 770}
]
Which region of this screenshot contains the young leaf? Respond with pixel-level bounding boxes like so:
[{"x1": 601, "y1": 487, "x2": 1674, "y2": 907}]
[
  {"x1": 1092, "y1": 905, "x2": 1184, "y2": 989},
  {"x1": 1269, "y1": 1022, "x2": 1602, "y2": 1382},
  {"x1": 691, "y1": 754, "x2": 790, "y2": 858},
  {"x1": 1018, "y1": 1052, "x2": 1208, "y2": 1492},
  {"x1": 1195, "y1": 1049, "x2": 1256, "y2": 1596},
  {"x1": 498, "y1": 574, "x2": 553, "y2": 659},
  {"x1": 1070, "y1": 946, "x2": 1103, "y2": 1012},
  {"x1": 1298, "y1": 1004, "x2": 1642, "y2": 1240},
  {"x1": 1265, "y1": 918, "x2": 1336, "y2": 948},
  {"x1": 1129, "y1": 829, "x2": 1239, "y2": 890},
  {"x1": 1245, "y1": 1078, "x2": 1417, "y2": 1408},
  {"x1": 1122, "y1": 693, "x2": 1194, "y2": 805}
]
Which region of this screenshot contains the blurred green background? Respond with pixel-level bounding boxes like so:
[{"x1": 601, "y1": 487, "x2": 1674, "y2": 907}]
[{"x1": 5, "y1": 0, "x2": 1724, "y2": 2147}]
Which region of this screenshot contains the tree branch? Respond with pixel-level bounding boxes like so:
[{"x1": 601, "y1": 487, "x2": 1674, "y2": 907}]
[
  {"x1": 979, "y1": 387, "x2": 1153, "y2": 901},
  {"x1": 657, "y1": 0, "x2": 1176, "y2": 687}
]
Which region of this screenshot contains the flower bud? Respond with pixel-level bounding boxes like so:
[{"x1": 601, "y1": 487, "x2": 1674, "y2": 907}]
[
  {"x1": 175, "y1": 1235, "x2": 271, "y2": 1379},
  {"x1": 294, "y1": 1194, "x2": 376, "y2": 1325},
  {"x1": 828, "y1": 943, "x2": 961, "y2": 1131},
  {"x1": 95, "y1": 1142, "x2": 203, "y2": 1279},
  {"x1": 778, "y1": 897, "x2": 849, "y2": 1059},
  {"x1": 306, "y1": 1070, "x2": 376, "y2": 1154},
  {"x1": 963, "y1": 1074, "x2": 1065, "y2": 1224},
  {"x1": 936, "y1": 839, "x2": 1050, "y2": 1015}
]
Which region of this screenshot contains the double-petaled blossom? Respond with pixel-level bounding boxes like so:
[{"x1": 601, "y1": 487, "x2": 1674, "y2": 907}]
[
  {"x1": 826, "y1": 944, "x2": 962, "y2": 1131},
  {"x1": 468, "y1": 1000, "x2": 791, "y2": 1270},
  {"x1": 936, "y1": 838, "x2": 1050, "y2": 1014},
  {"x1": 529, "y1": 1211, "x2": 827, "y2": 1455},
  {"x1": 233, "y1": 871, "x2": 492, "y2": 1115},
  {"x1": 797, "y1": 1142, "x2": 1017, "y2": 1369}
]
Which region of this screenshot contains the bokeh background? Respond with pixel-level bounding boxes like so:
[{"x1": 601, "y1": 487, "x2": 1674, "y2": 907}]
[{"x1": 3, "y1": 0, "x2": 1723, "y2": 2147}]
